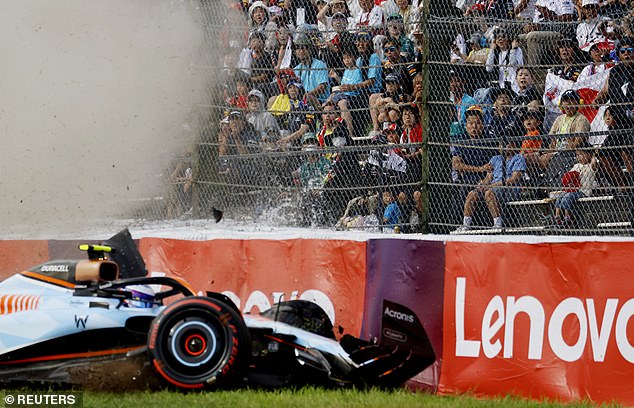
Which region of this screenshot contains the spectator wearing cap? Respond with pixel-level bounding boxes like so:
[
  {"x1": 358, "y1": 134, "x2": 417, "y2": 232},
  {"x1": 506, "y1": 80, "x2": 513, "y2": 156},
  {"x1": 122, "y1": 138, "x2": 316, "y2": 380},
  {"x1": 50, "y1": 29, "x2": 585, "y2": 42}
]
[
  {"x1": 605, "y1": 37, "x2": 634, "y2": 129},
  {"x1": 369, "y1": 73, "x2": 413, "y2": 131},
  {"x1": 578, "y1": 40, "x2": 614, "y2": 83},
  {"x1": 247, "y1": 89, "x2": 281, "y2": 140},
  {"x1": 486, "y1": 28, "x2": 524, "y2": 90},
  {"x1": 459, "y1": 32, "x2": 490, "y2": 65},
  {"x1": 227, "y1": 110, "x2": 261, "y2": 155},
  {"x1": 449, "y1": 70, "x2": 478, "y2": 124},
  {"x1": 293, "y1": 31, "x2": 331, "y2": 104},
  {"x1": 488, "y1": 87, "x2": 523, "y2": 139},
  {"x1": 576, "y1": 0, "x2": 611, "y2": 50},
  {"x1": 384, "y1": 14, "x2": 415, "y2": 61},
  {"x1": 533, "y1": 0, "x2": 575, "y2": 23},
  {"x1": 353, "y1": 0, "x2": 385, "y2": 34},
  {"x1": 317, "y1": 1, "x2": 352, "y2": 43}
]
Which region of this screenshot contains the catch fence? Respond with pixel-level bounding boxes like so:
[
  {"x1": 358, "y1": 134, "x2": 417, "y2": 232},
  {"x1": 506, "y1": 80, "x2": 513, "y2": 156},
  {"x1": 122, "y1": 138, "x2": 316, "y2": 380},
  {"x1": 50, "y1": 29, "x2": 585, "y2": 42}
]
[{"x1": 161, "y1": 0, "x2": 634, "y2": 236}]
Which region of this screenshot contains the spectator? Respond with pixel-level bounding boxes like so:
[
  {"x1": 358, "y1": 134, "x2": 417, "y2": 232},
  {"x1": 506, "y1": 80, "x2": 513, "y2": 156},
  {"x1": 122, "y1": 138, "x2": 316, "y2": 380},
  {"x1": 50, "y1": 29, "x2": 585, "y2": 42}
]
[
  {"x1": 605, "y1": 37, "x2": 634, "y2": 130},
  {"x1": 400, "y1": 103, "x2": 423, "y2": 180},
  {"x1": 382, "y1": 190, "x2": 402, "y2": 233},
  {"x1": 488, "y1": 87, "x2": 523, "y2": 139},
  {"x1": 295, "y1": 132, "x2": 331, "y2": 226},
  {"x1": 317, "y1": 1, "x2": 352, "y2": 43},
  {"x1": 540, "y1": 89, "x2": 590, "y2": 190},
  {"x1": 513, "y1": 67, "x2": 543, "y2": 108},
  {"x1": 385, "y1": 14, "x2": 415, "y2": 61},
  {"x1": 286, "y1": 0, "x2": 318, "y2": 26},
  {"x1": 228, "y1": 110, "x2": 262, "y2": 155},
  {"x1": 486, "y1": 28, "x2": 524, "y2": 90},
  {"x1": 369, "y1": 73, "x2": 412, "y2": 132},
  {"x1": 247, "y1": 89, "x2": 281, "y2": 139},
  {"x1": 553, "y1": 143, "x2": 598, "y2": 227},
  {"x1": 383, "y1": 38, "x2": 414, "y2": 94},
  {"x1": 485, "y1": 0, "x2": 516, "y2": 20},
  {"x1": 354, "y1": 30, "x2": 383, "y2": 97},
  {"x1": 454, "y1": 32, "x2": 490, "y2": 65},
  {"x1": 551, "y1": 37, "x2": 585, "y2": 81},
  {"x1": 293, "y1": 30, "x2": 331, "y2": 104},
  {"x1": 519, "y1": 109, "x2": 545, "y2": 170},
  {"x1": 274, "y1": 80, "x2": 317, "y2": 147},
  {"x1": 452, "y1": 106, "x2": 498, "y2": 187},
  {"x1": 248, "y1": 1, "x2": 273, "y2": 35},
  {"x1": 248, "y1": 31, "x2": 276, "y2": 98},
  {"x1": 449, "y1": 70, "x2": 478, "y2": 124},
  {"x1": 598, "y1": 106, "x2": 632, "y2": 188},
  {"x1": 271, "y1": 22, "x2": 297, "y2": 70},
  {"x1": 533, "y1": 0, "x2": 575, "y2": 25},
  {"x1": 576, "y1": 0, "x2": 611, "y2": 50},
  {"x1": 268, "y1": 69, "x2": 296, "y2": 108},
  {"x1": 455, "y1": 139, "x2": 526, "y2": 231},
  {"x1": 328, "y1": 47, "x2": 363, "y2": 137},
  {"x1": 578, "y1": 40, "x2": 614, "y2": 80},
  {"x1": 352, "y1": 0, "x2": 385, "y2": 34},
  {"x1": 320, "y1": 12, "x2": 356, "y2": 77},
  {"x1": 381, "y1": 0, "x2": 418, "y2": 37},
  {"x1": 225, "y1": 72, "x2": 251, "y2": 111}
]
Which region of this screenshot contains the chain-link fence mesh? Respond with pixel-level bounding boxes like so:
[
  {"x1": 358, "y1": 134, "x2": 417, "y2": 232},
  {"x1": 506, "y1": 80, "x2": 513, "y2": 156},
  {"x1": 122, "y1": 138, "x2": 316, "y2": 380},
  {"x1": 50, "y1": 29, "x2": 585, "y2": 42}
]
[{"x1": 158, "y1": 0, "x2": 634, "y2": 236}]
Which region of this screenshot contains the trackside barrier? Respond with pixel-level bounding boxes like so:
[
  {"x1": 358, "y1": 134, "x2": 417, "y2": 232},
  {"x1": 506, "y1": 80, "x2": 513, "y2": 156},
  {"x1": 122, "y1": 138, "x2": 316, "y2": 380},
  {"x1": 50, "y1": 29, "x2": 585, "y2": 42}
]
[{"x1": 1, "y1": 237, "x2": 634, "y2": 404}]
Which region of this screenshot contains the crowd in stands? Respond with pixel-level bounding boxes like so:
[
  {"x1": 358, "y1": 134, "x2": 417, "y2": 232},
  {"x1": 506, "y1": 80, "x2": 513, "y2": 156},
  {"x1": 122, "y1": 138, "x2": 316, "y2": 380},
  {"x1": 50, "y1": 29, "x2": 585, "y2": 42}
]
[{"x1": 214, "y1": 0, "x2": 634, "y2": 233}]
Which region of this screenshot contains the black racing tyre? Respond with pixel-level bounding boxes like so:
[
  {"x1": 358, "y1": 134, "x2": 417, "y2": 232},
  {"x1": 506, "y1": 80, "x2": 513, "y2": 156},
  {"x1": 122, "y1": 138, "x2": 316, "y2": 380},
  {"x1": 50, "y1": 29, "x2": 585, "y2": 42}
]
[{"x1": 147, "y1": 296, "x2": 250, "y2": 389}]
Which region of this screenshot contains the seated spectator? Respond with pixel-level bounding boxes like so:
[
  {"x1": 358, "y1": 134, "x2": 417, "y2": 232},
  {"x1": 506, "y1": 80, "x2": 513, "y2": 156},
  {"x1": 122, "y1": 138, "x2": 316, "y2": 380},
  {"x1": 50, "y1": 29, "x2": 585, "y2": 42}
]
[
  {"x1": 248, "y1": 1, "x2": 274, "y2": 36},
  {"x1": 381, "y1": 0, "x2": 419, "y2": 38},
  {"x1": 597, "y1": 106, "x2": 632, "y2": 187},
  {"x1": 533, "y1": 0, "x2": 575, "y2": 26},
  {"x1": 485, "y1": 28, "x2": 524, "y2": 90},
  {"x1": 228, "y1": 110, "x2": 261, "y2": 155},
  {"x1": 271, "y1": 22, "x2": 297, "y2": 71},
  {"x1": 248, "y1": 31, "x2": 276, "y2": 98},
  {"x1": 604, "y1": 37, "x2": 634, "y2": 130},
  {"x1": 294, "y1": 132, "x2": 331, "y2": 226},
  {"x1": 513, "y1": 67, "x2": 543, "y2": 107},
  {"x1": 317, "y1": 0, "x2": 352, "y2": 43},
  {"x1": 452, "y1": 106, "x2": 499, "y2": 187},
  {"x1": 246, "y1": 89, "x2": 280, "y2": 139},
  {"x1": 488, "y1": 87, "x2": 524, "y2": 139},
  {"x1": 578, "y1": 40, "x2": 614, "y2": 80},
  {"x1": 400, "y1": 103, "x2": 423, "y2": 182},
  {"x1": 352, "y1": 0, "x2": 385, "y2": 34},
  {"x1": 267, "y1": 69, "x2": 296, "y2": 109},
  {"x1": 328, "y1": 47, "x2": 364, "y2": 138},
  {"x1": 383, "y1": 38, "x2": 414, "y2": 94},
  {"x1": 225, "y1": 72, "x2": 251, "y2": 111},
  {"x1": 369, "y1": 73, "x2": 412, "y2": 132},
  {"x1": 385, "y1": 14, "x2": 415, "y2": 61},
  {"x1": 455, "y1": 139, "x2": 526, "y2": 231},
  {"x1": 273, "y1": 80, "x2": 317, "y2": 147},
  {"x1": 354, "y1": 30, "x2": 383, "y2": 97},
  {"x1": 519, "y1": 109, "x2": 545, "y2": 170},
  {"x1": 576, "y1": 0, "x2": 611, "y2": 50},
  {"x1": 457, "y1": 32, "x2": 490, "y2": 65},
  {"x1": 540, "y1": 90, "x2": 591, "y2": 189},
  {"x1": 319, "y1": 12, "x2": 356, "y2": 77},
  {"x1": 382, "y1": 190, "x2": 401, "y2": 233},
  {"x1": 293, "y1": 31, "x2": 331, "y2": 104},
  {"x1": 449, "y1": 69, "x2": 478, "y2": 124},
  {"x1": 553, "y1": 143, "x2": 598, "y2": 227}
]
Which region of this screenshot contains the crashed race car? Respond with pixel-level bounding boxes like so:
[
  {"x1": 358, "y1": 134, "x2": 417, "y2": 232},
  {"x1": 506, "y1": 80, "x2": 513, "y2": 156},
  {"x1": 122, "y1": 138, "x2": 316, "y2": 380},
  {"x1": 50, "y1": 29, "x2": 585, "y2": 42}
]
[{"x1": 0, "y1": 229, "x2": 436, "y2": 389}]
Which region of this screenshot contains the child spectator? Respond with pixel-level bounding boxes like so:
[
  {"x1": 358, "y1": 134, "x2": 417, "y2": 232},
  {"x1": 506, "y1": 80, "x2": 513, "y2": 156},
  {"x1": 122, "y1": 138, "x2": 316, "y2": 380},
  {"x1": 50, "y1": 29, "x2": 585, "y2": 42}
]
[
  {"x1": 329, "y1": 47, "x2": 364, "y2": 138},
  {"x1": 382, "y1": 190, "x2": 401, "y2": 233},
  {"x1": 553, "y1": 143, "x2": 598, "y2": 227},
  {"x1": 225, "y1": 73, "x2": 251, "y2": 111},
  {"x1": 369, "y1": 73, "x2": 412, "y2": 132},
  {"x1": 520, "y1": 110, "x2": 545, "y2": 169}
]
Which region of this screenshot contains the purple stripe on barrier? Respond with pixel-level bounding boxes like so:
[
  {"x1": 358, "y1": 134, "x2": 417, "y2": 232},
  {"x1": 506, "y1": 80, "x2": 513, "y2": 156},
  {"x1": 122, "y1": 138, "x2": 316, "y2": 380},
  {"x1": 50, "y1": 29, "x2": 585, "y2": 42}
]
[{"x1": 362, "y1": 239, "x2": 445, "y2": 391}]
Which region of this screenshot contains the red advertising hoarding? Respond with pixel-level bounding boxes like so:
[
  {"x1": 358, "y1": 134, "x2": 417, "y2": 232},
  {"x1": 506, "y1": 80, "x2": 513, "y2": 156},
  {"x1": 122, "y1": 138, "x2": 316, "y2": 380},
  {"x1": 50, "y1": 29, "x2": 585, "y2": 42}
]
[{"x1": 440, "y1": 241, "x2": 634, "y2": 405}]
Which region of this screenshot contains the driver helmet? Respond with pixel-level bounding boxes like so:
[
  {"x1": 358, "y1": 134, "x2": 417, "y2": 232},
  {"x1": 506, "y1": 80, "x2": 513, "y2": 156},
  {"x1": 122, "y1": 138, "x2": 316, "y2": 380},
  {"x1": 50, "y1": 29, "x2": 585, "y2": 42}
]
[{"x1": 126, "y1": 285, "x2": 156, "y2": 308}]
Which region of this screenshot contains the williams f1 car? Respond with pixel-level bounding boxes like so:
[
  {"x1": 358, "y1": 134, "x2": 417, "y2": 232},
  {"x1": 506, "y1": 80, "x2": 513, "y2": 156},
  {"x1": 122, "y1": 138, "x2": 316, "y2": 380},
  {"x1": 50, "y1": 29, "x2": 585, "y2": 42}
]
[{"x1": 0, "y1": 229, "x2": 435, "y2": 389}]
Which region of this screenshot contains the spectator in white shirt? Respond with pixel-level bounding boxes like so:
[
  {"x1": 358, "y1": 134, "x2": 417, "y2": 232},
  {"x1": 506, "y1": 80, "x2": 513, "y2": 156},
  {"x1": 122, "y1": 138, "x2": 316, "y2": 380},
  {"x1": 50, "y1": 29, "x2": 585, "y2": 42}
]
[
  {"x1": 576, "y1": 0, "x2": 611, "y2": 49},
  {"x1": 486, "y1": 28, "x2": 524, "y2": 90}
]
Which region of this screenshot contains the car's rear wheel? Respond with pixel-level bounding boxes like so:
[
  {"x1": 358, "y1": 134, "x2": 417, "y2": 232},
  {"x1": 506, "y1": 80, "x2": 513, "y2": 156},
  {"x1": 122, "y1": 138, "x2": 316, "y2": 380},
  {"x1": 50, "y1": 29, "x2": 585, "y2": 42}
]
[{"x1": 147, "y1": 296, "x2": 250, "y2": 389}]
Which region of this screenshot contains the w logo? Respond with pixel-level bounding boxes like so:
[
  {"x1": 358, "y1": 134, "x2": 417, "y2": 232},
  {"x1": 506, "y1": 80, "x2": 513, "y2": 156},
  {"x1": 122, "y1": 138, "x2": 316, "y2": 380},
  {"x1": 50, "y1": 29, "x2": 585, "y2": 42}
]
[{"x1": 75, "y1": 315, "x2": 89, "y2": 329}]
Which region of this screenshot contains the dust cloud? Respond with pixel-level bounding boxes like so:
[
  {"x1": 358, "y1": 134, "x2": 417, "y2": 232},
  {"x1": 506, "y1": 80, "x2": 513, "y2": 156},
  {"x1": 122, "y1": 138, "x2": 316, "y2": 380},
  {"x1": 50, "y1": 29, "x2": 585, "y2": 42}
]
[{"x1": 0, "y1": 0, "x2": 208, "y2": 236}]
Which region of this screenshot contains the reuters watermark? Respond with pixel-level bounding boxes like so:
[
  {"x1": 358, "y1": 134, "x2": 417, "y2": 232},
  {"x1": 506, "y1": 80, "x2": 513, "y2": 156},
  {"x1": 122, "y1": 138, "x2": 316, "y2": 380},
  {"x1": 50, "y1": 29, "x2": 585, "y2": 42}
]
[{"x1": 2, "y1": 391, "x2": 82, "y2": 408}]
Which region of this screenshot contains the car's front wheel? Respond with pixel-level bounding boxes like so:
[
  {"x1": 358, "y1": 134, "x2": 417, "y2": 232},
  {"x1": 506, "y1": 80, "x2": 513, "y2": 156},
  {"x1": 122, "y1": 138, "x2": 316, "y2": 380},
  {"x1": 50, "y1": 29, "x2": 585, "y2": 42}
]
[{"x1": 147, "y1": 296, "x2": 250, "y2": 389}]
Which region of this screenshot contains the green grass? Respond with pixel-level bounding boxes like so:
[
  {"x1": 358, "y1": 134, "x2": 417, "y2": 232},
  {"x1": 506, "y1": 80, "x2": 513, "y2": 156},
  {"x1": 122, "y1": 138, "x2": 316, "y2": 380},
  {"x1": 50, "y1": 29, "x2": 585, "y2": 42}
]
[{"x1": 5, "y1": 387, "x2": 621, "y2": 408}]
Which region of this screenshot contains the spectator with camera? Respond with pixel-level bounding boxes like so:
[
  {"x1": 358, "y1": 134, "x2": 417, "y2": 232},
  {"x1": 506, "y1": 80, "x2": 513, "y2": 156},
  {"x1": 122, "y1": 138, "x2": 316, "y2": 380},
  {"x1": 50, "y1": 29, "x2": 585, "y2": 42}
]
[{"x1": 486, "y1": 28, "x2": 524, "y2": 90}]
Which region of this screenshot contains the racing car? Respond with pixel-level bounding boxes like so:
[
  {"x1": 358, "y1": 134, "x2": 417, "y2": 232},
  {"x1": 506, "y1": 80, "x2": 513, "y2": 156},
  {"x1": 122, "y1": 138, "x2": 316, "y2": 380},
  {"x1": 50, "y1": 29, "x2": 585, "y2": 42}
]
[{"x1": 0, "y1": 229, "x2": 436, "y2": 389}]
